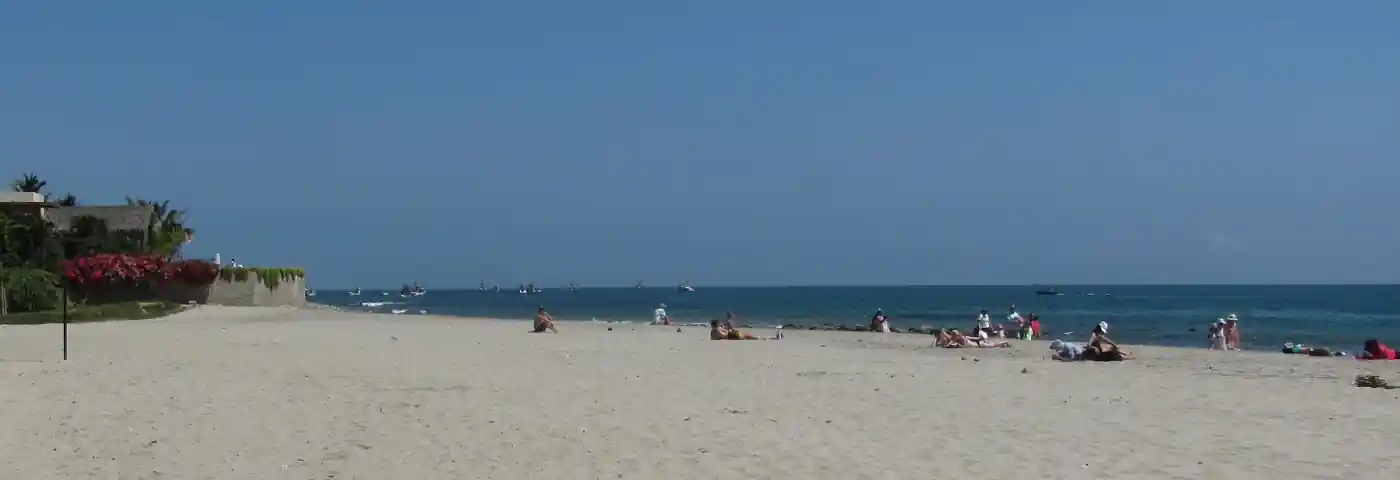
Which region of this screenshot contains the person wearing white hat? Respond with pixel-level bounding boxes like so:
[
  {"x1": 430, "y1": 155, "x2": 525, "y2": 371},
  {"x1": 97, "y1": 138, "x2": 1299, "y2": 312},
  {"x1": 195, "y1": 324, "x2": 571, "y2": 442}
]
[
  {"x1": 1209, "y1": 318, "x2": 1228, "y2": 350},
  {"x1": 1084, "y1": 321, "x2": 1132, "y2": 361},
  {"x1": 1224, "y1": 314, "x2": 1241, "y2": 350}
]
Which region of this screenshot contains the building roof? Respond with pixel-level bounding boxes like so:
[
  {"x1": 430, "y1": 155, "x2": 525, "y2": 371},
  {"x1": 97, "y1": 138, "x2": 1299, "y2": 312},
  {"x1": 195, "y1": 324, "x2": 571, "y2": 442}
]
[
  {"x1": 0, "y1": 192, "x2": 46, "y2": 203},
  {"x1": 47, "y1": 205, "x2": 154, "y2": 232}
]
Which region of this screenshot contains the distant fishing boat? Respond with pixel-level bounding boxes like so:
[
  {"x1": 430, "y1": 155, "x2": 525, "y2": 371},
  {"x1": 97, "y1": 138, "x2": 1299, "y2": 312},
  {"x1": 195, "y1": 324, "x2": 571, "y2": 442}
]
[
  {"x1": 399, "y1": 282, "x2": 427, "y2": 297},
  {"x1": 678, "y1": 280, "x2": 696, "y2": 293},
  {"x1": 348, "y1": 287, "x2": 361, "y2": 296},
  {"x1": 568, "y1": 282, "x2": 578, "y2": 292},
  {"x1": 305, "y1": 287, "x2": 317, "y2": 297},
  {"x1": 635, "y1": 280, "x2": 645, "y2": 289},
  {"x1": 519, "y1": 283, "x2": 543, "y2": 295},
  {"x1": 1035, "y1": 288, "x2": 1063, "y2": 296}
]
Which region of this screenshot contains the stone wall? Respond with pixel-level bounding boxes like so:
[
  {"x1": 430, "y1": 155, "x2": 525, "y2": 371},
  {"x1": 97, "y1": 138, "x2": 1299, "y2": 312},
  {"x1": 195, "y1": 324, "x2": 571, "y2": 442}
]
[
  {"x1": 209, "y1": 272, "x2": 307, "y2": 307},
  {"x1": 159, "y1": 272, "x2": 307, "y2": 307}
]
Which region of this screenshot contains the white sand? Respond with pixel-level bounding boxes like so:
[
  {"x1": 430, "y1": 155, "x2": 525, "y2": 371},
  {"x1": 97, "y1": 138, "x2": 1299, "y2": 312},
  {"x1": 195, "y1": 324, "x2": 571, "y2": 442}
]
[{"x1": 2, "y1": 306, "x2": 1398, "y2": 479}]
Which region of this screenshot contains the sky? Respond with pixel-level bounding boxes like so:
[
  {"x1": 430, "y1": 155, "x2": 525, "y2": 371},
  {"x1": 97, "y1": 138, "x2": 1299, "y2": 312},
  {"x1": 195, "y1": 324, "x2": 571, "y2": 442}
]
[{"x1": 2, "y1": 1, "x2": 1396, "y2": 287}]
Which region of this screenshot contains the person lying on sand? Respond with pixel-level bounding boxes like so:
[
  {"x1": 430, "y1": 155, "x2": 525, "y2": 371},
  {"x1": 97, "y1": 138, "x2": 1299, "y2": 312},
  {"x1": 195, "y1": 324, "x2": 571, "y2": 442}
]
[
  {"x1": 1082, "y1": 321, "x2": 1133, "y2": 361},
  {"x1": 934, "y1": 328, "x2": 954, "y2": 347},
  {"x1": 1049, "y1": 339, "x2": 1086, "y2": 361},
  {"x1": 532, "y1": 306, "x2": 558, "y2": 333},
  {"x1": 710, "y1": 319, "x2": 781, "y2": 340},
  {"x1": 936, "y1": 328, "x2": 1010, "y2": 348}
]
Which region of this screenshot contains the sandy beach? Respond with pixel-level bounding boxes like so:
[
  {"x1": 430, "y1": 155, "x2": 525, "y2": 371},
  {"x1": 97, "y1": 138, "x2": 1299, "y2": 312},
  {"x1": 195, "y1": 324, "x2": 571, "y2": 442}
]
[{"x1": 2, "y1": 307, "x2": 1398, "y2": 479}]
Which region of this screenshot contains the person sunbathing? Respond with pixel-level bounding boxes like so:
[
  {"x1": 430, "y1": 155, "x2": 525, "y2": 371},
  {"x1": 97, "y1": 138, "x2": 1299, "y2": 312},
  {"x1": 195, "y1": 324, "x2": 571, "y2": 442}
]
[
  {"x1": 933, "y1": 328, "x2": 955, "y2": 347},
  {"x1": 711, "y1": 319, "x2": 768, "y2": 340},
  {"x1": 938, "y1": 328, "x2": 1010, "y2": 348}
]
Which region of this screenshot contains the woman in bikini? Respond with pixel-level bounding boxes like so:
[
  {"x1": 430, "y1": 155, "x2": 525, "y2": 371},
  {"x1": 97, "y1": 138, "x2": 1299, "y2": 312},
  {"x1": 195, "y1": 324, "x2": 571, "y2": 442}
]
[{"x1": 532, "y1": 306, "x2": 558, "y2": 333}]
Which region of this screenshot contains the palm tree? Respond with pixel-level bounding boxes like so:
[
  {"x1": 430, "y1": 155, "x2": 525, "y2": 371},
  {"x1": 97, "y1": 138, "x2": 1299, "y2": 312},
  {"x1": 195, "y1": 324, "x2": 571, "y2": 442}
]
[
  {"x1": 11, "y1": 173, "x2": 47, "y2": 193},
  {"x1": 124, "y1": 197, "x2": 193, "y2": 259}
]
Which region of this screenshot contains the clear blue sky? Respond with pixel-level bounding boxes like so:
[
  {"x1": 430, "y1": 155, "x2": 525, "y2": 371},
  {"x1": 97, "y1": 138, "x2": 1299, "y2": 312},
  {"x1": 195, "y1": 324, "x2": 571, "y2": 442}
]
[{"x1": 3, "y1": 1, "x2": 1396, "y2": 287}]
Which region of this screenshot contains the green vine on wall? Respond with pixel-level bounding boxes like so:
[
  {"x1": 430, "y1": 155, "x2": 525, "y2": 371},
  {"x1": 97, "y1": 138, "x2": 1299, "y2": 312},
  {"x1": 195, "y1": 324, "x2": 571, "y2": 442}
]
[{"x1": 218, "y1": 267, "x2": 305, "y2": 289}]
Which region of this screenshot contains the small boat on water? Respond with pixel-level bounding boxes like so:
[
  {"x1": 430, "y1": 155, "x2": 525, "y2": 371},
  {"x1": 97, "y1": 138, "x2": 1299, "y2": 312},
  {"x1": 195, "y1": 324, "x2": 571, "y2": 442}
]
[
  {"x1": 678, "y1": 280, "x2": 696, "y2": 293},
  {"x1": 349, "y1": 287, "x2": 361, "y2": 296},
  {"x1": 399, "y1": 282, "x2": 427, "y2": 297},
  {"x1": 518, "y1": 283, "x2": 543, "y2": 295},
  {"x1": 634, "y1": 280, "x2": 645, "y2": 289},
  {"x1": 568, "y1": 282, "x2": 578, "y2": 292},
  {"x1": 305, "y1": 287, "x2": 317, "y2": 297},
  {"x1": 1035, "y1": 288, "x2": 1063, "y2": 296}
]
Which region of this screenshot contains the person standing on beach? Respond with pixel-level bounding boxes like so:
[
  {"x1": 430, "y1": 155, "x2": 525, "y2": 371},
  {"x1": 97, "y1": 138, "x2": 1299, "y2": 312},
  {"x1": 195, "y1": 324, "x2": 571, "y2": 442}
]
[
  {"x1": 1224, "y1": 314, "x2": 1241, "y2": 350},
  {"x1": 976, "y1": 309, "x2": 992, "y2": 335},
  {"x1": 653, "y1": 303, "x2": 671, "y2": 325},
  {"x1": 1209, "y1": 319, "x2": 1227, "y2": 350}
]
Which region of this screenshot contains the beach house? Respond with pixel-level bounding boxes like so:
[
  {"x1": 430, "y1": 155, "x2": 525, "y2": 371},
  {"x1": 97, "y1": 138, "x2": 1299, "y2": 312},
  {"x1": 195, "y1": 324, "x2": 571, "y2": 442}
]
[{"x1": 0, "y1": 192, "x2": 157, "y2": 254}]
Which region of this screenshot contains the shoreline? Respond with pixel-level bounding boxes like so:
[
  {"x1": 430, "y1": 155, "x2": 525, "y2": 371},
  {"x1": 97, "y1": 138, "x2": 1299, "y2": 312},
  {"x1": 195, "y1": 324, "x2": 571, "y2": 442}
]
[{"x1": 313, "y1": 303, "x2": 1348, "y2": 354}]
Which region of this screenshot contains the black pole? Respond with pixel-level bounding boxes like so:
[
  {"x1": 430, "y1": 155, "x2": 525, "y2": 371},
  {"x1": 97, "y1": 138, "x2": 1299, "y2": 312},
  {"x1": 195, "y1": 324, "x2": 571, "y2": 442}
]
[{"x1": 61, "y1": 283, "x2": 68, "y2": 361}]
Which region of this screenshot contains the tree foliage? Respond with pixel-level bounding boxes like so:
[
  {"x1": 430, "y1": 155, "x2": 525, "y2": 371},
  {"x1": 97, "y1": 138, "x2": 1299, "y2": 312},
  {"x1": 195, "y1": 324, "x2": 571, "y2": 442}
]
[
  {"x1": 10, "y1": 172, "x2": 47, "y2": 193},
  {"x1": 125, "y1": 197, "x2": 193, "y2": 260},
  {"x1": 1, "y1": 173, "x2": 199, "y2": 313}
]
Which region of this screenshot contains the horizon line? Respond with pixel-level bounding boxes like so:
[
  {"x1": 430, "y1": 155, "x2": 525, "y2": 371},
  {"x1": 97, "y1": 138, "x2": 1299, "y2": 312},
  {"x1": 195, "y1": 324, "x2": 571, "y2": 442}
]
[{"x1": 310, "y1": 283, "x2": 1400, "y2": 290}]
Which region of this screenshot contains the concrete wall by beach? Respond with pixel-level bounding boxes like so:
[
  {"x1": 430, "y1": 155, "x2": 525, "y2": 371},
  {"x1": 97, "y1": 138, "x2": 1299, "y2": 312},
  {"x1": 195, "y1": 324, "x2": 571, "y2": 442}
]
[{"x1": 161, "y1": 273, "x2": 307, "y2": 307}]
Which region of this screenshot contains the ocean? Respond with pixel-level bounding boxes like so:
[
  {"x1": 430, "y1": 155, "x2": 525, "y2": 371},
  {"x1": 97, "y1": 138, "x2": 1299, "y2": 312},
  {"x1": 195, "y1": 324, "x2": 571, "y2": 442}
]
[{"x1": 313, "y1": 285, "x2": 1399, "y2": 352}]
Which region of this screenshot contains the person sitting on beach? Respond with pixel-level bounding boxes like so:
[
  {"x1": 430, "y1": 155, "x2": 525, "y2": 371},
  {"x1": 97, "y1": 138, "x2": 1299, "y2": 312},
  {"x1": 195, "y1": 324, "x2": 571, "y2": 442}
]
[
  {"x1": 1358, "y1": 339, "x2": 1397, "y2": 360},
  {"x1": 870, "y1": 309, "x2": 890, "y2": 333},
  {"x1": 532, "y1": 306, "x2": 558, "y2": 333},
  {"x1": 1083, "y1": 321, "x2": 1132, "y2": 361},
  {"x1": 653, "y1": 303, "x2": 671, "y2": 325}
]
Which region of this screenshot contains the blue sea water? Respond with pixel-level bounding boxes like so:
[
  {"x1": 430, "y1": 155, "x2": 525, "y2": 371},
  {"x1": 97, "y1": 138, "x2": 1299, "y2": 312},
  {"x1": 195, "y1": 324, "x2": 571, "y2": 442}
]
[{"x1": 314, "y1": 285, "x2": 1400, "y2": 352}]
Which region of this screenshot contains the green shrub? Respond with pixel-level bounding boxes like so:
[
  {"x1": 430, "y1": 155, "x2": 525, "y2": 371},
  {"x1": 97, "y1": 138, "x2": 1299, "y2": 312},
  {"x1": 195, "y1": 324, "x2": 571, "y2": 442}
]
[
  {"x1": 218, "y1": 266, "x2": 305, "y2": 289},
  {"x1": 0, "y1": 300, "x2": 180, "y2": 325},
  {"x1": 0, "y1": 268, "x2": 61, "y2": 313}
]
